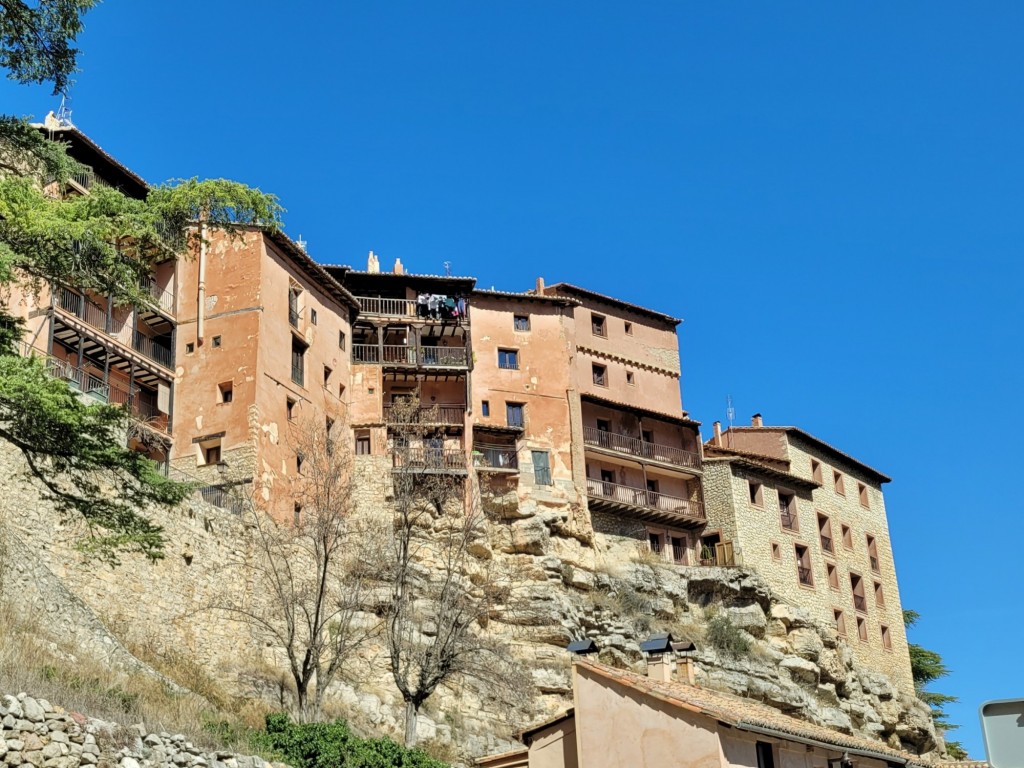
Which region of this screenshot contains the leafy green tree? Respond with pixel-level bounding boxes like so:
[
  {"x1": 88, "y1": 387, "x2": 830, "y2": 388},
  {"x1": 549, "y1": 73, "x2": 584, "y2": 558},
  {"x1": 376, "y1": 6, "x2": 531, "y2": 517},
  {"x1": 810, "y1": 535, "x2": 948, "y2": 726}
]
[
  {"x1": 0, "y1": 0, "x2": 98, "y2": 94},
  {"x1": 903, "y1": 609, "x2": 968, "y2": 759}
]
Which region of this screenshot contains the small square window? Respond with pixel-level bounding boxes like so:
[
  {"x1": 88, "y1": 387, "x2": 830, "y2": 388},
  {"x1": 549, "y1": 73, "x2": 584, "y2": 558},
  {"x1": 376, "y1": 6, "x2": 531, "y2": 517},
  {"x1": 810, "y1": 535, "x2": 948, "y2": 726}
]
[
  {"x1": 186, "y1": 342, "x2": 195, "y2": 354},
  {"x1": 624, "y1": 321, "x2": 633, "y2": 335},
  {"x1": 748, "y1": 481, "x2": 763, "y2": 506},
  {"x1": 626, "y1": 371, "x2": 635, "y2": 385},
  {"x1": 858, "y1": 482, "x2": 870, "y2": 508},
  {"x1": 591, "y1": 313, "x2": 607, "y2": 337},
  {"x1": 513, "y1": 315, "x2": 530, "y2": 331},
  {"x1": 355, "y1": 431, "x2": 371, "y2": 455},
  {"x1": 498, "y1": 349, "x2": 519, "y2": 370},
  {"x1": 212, "y1": 335, "x2": 222, "y2": 348},
  {"x1": 481, "y1": 400, "x2": 490, "y2": 417},
  {"x1": 881, "y1": 624, "x2": 892, "y2": 650},
  {"x1": 203, "y1": 443, "x2": 221, "y2": 466},
  {"x1": 834, "y1": 470, "x2": 845, "y2": 495},
  {"x1": 810, "y1": 459, "x2": 822, "y2": 484},
  {"x1": 339, "y1": 330, "x2": 347, "y2": 350},
  {"x1": 310, "y1": 309, "x2": 318, "y2": 326},
  {"x1": 592, "y1": 363, "x2": 607, "y2": 387},
  {"x1": 771, "y1": 541, "x2": 781, "y2": 560},
  {"x1": 218, "y1": 381, "x2": 233, "y2": 404},
  {"x1": 287, "y1": 398, "x2": 297, "y2": 421}
]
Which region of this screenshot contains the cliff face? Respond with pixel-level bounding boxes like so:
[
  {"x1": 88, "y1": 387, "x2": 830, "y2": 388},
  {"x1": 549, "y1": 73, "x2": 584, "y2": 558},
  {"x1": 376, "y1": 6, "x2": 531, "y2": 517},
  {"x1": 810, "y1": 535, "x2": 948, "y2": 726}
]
[{"x1": 0, "y1": 443, "x2": 943, "y2": 762}]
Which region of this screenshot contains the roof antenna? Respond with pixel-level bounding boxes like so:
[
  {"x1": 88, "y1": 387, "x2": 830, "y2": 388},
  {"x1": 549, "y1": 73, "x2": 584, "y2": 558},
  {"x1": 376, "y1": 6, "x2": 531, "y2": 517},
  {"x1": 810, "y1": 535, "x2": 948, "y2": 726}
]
[
  {"x1": 55, "y1": 95, "x2": 74, "y2": 128},
  {"x1": 296, "y1": 235, "x2": 307, "y2": 252},
  {"x1": 726, "y1": 395, "x2": 735, "y2": 448},
  {"x1": 443, "y1": 261, "x2": 452, "y2": 276}
]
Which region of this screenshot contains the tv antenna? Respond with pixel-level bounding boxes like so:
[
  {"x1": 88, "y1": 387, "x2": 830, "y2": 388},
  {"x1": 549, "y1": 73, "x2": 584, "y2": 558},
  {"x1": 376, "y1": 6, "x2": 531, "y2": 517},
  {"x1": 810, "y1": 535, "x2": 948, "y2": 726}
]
[
  {"x1": 443, "y1": 261, "x2": 452, "y2": 276},
  {"x1": 726, "y1": 395, "x2": 735, "y2": 446}
]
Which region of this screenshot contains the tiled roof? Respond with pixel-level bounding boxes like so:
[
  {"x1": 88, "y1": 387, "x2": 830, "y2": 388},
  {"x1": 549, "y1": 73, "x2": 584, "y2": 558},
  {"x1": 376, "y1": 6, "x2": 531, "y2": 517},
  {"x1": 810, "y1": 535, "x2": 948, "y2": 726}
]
[
  {"x1": 541, "y1": 282, "x2": 681, "y2": 326},
  {"x1": 517, "y1": 708, "x2": 574, "y2": 743},
  {"x1": 576, "y1": 661, "x2": 929, "y2": 766},
  {"x1": 702, "y1": 453, "x2": 820, "y2": 490},
  {"x1": 581, "y1": 393, "x2": 699, "y2": 427},
  {"x1": 264, "y1": 230, "x2": 360, "y2": 311},
  {"x1": 344, "y1": 269, "x2": 477, "y2": 283},
  {"x1": 472, "y1": 288, "x2": 580, "y2": 306},
  {"x1": 35, "y1": 123, "x2": 149, "y2": 198},
  {"x1": 723, "y1": 426, "x2": 891, "y2": 484}
]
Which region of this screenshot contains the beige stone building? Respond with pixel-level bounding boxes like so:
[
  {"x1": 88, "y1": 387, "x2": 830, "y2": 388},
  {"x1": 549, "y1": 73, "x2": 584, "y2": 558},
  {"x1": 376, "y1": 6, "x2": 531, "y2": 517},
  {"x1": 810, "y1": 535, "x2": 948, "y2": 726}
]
[
  {"x1": 703, "y1": 415, "x2": 912, "y2": 692},
  {"x1": 478, "y1": 658, "x2": 928, "y2": 768}
]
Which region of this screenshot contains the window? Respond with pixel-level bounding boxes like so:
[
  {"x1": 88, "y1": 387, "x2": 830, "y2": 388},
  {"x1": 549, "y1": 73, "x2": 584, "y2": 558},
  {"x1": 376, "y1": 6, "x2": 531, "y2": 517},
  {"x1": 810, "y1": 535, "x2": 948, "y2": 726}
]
[
  {"x1": 771, "y1": 541, "x2": 781, "y2": 560},
  {"x1": 217, "y1": 381, "x2": 233, "y2": 404},
  {"x1": 203, "y1": 443, "x2": 221, "y2": 466},
  {"x1": 810, "y1": 459, "x2": 822, "y2": 484},
  {"x1": 841, "y1": 524, "x2": 853, "y2": 550},
  {"x1": 755, "y1": 741, "x2": 775, "y2": 768},
  {"x1": 339, "y1": 382, "x2": 346, "y2": 398},
  {"x1": 286, "y1": 397, "x2": 297, "y2": 421},
  {"x1": 596, "y1": 418, "x2": 611, "y2": 432},
  {"x1": 338, "y1": 330, "x2": 347, "y2": 350},
  {"x1": 817, "y1": 514, "x2": 833, "y2": 553},
  {"x1": 592, "y1": 363, "x2": 607, "y2": 386},
  {"x1": 834, "y1": 609, "x2": 847, "y2": 636},
  {"x1": 826, "y1": 562, "x2": 840, "y2": 590},
  {"x1": 881, "y1": 624, "x2": 892, "y2": 650},
  {"x1": 310, "y1": 308, "x2": 318, "y2": 326},
  {"x1": 626, "y1": 371, "x2": 635, "y2": 385},
  {"x1": 779, "y1": 491, "x2": 797, "y2": 530},
  {"x1": 288, "y1": 285, "x2": 301, "y2": 327},
  {"x1": 624, "y1": 321, "x2": 633, "y2": 335},
  {"x1": 642, "y1": 429, "x2": 654, "y2": 444},
  {"x1": 212, "y1": 335, "x2": 222, "y2": 348},
  {"x1": 513, "y1": 315, "x2": 530, "y2": 331},
  {"x1": 291, "y1": 337, "x2": 306, "y2": 386},
  {"x1": 323, "y1": 365, "x2": 332, "y2": 386},
  {"x1": 867, "y1": 534, "x2": 880, "y2": 572},
  {"x1": 481, "y1": 400, "x2": 490, "y2": 417},
  {"x1": 294, "y1": 503, "x2": 302, "y2": 526},
  {"x1": 833, "y1": 470, "x2": 845, "y2": 495},
  {"x1": 670, "y1": 535, "x2": 686, "y2": 564},
  {"x1": 648, "y1": 532, "x2": 663, "y2": 555},
  {"x1": 186, "y1": 342, "x2": 195, "y2": 354},
  {"x1": 858, "y1": 482, "x2": 870, "y2": 507},
  {"x1": 795, "y1": 544, "x2": 813, "y2": 586},
  {"x1": 325, "y1": 417, "x2": 335, "y2": 438},
  {"x1": 591, "y1": 313, "x2": 607, "y2": 337},
  {"x1": 748, "y1": 481, "x2": 763, "y2": 506},
  {"x1": 296, "y1": 452, "x2": 304, "y2": 474},
  {"x1": 857, "y1": 616, "x2": 868, "y2": 642},
  {"x1": 850, "y1": 573, "x2": 867, "y2": 613},
  {"x1": 355, "y1": 431, "x2": 371, "y2": 455},
  {"x1": 506, "y1": 402, "x2": 525, "y2": 428},
  {"x1": 498, "y1": 348, "x2": 519, "y2": 370},
  {"x1": 874, "y1": 580, "x2": 885, "y2": 607},
  {"x1": 532, "y1": 450, "x2": 552, "y2": 485}
]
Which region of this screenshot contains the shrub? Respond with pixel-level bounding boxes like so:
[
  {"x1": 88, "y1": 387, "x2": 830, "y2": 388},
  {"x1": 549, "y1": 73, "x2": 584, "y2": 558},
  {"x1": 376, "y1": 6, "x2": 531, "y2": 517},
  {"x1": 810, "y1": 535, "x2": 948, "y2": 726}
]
[
  {"x1": 705, "y1": 614, "x2": 751, "y2": 657},
  {"x1": 254, "y1": 712, "x2": 449, "y2": 768}
]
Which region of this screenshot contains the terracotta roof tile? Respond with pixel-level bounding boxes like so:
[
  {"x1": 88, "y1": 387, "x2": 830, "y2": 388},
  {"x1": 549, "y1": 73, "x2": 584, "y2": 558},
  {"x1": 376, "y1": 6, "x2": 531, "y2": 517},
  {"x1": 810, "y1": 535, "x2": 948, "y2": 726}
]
[
  {"x1": 576, "y1": 660, "x2": 928, "y2": 766},
  {"x1": 541, "y1": 283, "x2": 682, "y2": 326}
]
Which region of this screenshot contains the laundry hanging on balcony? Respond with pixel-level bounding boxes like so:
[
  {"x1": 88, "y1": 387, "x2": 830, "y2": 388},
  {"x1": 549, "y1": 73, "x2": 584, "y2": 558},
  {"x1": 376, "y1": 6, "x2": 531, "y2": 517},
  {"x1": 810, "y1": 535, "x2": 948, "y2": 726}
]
[{"x1": 416, "y1": 294, "x2": 466, "y2": 321}]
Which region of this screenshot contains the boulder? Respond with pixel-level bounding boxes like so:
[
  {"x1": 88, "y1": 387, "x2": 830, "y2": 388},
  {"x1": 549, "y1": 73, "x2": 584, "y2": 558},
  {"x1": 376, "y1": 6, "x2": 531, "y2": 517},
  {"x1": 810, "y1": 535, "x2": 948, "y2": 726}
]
[{"x1": 780, "y1": 656, "x2": 819, "y2": 685}]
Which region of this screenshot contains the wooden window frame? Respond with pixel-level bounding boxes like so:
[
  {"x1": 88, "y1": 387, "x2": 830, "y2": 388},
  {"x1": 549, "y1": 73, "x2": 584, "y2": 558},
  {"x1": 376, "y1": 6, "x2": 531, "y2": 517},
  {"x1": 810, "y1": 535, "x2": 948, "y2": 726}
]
[
  {"x1": 591, "y1": 313, "x2": 607, "y2": 337},
  {"x1": 834, "y1": 608, "x2": 847, "y2": 636},
  {"x1": 856, "y1": 616, "x2": 869, "y2": 643},
  {"x1": 779, "y1": 490, "x2": 798, "y2": 532},
  {"x1": 748, "y1": 481, "x2": 763, "y2": 507},
  {"x1": 858, "y1": 482, "x2": 870, "y2": 508},
  {"x1": 833, "y1": 470, "x2": 845, "y2": 496},
  {"x1": 874, "y1": 580, "x2": 885, "y2": 608},
  {"x1": 513, "y1": 315, "x2": 531, "y2": 332},
  {"x1": 624, "y1": 321, "x2": 633, "y2": 335},
  {"x1": 811, "y1": 459, "x2": 822, "y2": 484},
  {"x1": 841, "y1": 523, "x2": 854, "y2": 550},
  {"x1": 826, "y1": 561, "x2": 840, "y2": 591},
  {"x1": 881, "y1": 624, "x2": 892, "y2": 650},
  {"x1": 794, "y1": 542, "x2": 814, "y2": 588},
  {"x1": 592, "y1": 363, "x2": 608, "y2": 387}
]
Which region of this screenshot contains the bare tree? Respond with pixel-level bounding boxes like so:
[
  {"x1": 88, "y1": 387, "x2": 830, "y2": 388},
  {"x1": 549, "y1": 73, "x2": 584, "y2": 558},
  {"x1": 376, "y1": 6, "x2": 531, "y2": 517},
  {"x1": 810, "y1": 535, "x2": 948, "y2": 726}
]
[
  {"x1": 216, "y1": 413, "x2": 375, "y2": 722},
  {"x1": 381, "y1": 395, "x2": 529, "y2": 747}
]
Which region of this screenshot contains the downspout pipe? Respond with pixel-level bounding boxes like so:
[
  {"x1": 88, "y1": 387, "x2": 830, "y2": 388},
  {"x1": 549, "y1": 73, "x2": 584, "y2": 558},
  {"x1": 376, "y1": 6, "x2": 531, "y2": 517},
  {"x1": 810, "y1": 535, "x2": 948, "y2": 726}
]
[{"x1": 196, "y1": 216, "x2": 207, "y2": 345}]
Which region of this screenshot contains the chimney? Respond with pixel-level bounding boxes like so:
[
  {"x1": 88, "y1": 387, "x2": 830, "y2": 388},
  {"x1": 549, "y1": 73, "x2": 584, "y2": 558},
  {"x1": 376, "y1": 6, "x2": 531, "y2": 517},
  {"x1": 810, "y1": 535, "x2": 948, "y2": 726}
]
[
  {"x1": 647, "y1": 655, "x2": 673, "y2": 683},
  {"x1": 535, "y1": 277, "x2": 545, "y2": 295},
  {"x1": 751, "y1": 413, "x2": 763, "y2": 428},
  {"x1": 393, "y1": 258, "x2": 404, "y2": 275},
  {"x1": 367, "y1": 251, "x2": 379, "y2": 273},
  {"x1": 676, "y1": 656, "x2": 696, "y2": 686},
  {"x1": 712, "y1": 421, "x2": 722, "y2": 446}
]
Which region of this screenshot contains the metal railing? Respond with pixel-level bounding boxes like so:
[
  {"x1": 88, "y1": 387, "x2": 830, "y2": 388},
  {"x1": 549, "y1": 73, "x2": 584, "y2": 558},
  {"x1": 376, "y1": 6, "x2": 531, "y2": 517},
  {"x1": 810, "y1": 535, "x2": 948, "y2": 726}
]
[
  {"x1": 289, "y1": 305, "x2": 300, "y2": 328},
  {"x1": 420, "y1": 347, "x2": 468, "y2": 367},
  {"x1": 798, "y1": 566, "x2": 813, "y2": 586},
  {"x1": 384, "y1": 403, "x2": 466, "y2": 425},
  {"x1": 780, "y1": 509, "x2": 798, "y2": 531},
  {"x1": 393, "y1": 446, "x2": 467, "y2": 471},
  {"x1": 139, "y1": 275, "x2": 174, "y2": 313},
  {"x1": 473, "y1": 443, "x2": 519, "y2": 470},
  {"x1": 132, "y1": 330, "x2": 173, "y2": 368},
  {"x1": 820, "y1": 535, "x2": 833, "y2": 553},
  {"x1": 291, "y1": 360, "x2": 304, "y2": 387},
  {"x1": 71, "y1": 170, "x2": 95, "y2": 190},
  {"x1": 582, "y1": 426, "x2": 702, "y2": 470},
  {"x1": 57, "y1": 285, "x2": 107, "y2": 330},
  {"x1": 585, "y1": 478, "x2": 705, "y2": 522},
  {"x1": 853, "y1": 594, "x2": 867, "y2": 612}
]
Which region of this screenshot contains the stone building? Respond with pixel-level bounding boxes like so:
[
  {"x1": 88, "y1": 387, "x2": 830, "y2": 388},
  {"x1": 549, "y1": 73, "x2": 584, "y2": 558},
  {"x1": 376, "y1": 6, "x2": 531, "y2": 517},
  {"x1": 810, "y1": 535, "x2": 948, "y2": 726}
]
[{"x1": 702, "y1": 415, "x2": 913, "y2": 692}]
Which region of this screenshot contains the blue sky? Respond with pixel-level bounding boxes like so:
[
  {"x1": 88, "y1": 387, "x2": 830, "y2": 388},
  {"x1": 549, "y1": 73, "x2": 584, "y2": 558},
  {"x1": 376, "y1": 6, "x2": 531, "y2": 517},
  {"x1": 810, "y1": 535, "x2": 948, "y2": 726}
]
[{"x1": 4, "y1": 1, "x2": 1021, "y2": 757}]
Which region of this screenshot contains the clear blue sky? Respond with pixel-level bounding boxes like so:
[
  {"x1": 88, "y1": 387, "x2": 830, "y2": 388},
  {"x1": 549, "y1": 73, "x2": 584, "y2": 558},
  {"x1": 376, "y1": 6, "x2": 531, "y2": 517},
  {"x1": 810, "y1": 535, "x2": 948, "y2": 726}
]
[{"x1": 4, "y1": 2, "x2": 1021, "y2": 758}]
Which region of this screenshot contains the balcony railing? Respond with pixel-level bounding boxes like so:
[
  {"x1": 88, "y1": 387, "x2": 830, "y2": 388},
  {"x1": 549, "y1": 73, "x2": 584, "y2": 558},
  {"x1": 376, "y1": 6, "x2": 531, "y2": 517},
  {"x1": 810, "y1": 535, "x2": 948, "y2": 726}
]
[
  {"x1": 820, "y1": 535, "x2": 833, "y2": 553},
  {"x1": 58, "y1": 286, "x2": 107, "y2": 330},
  {"x1": 582, "y1": 426, "x2": 701, "y2": 471},
  {"x1": 133, "y1": 331, "x2": 174, "y2": 369},
  {"x1": 58, "y1": 286, "x2": 174, "y2": 369},
  {"x1": 393, "y1": 446, "x2": 467, "y2": 471},
  {"x1": 351, "y1": 344, "x2": 469, "y2": 368},
  {"x1": 798, "y1": 566, "x2": 813, "y2": 586},
  {"x1": 780, "y1": 509, "x2": 797, "y2": 531},
  {"x1": 289, "y1": 306, "x2": 300, "y2": 328},
  {"x1": 384, "y1": 403, "x2": 466, "y2": 426},
  {"x1": 139, "y1": 275, "x2": 174, "y2": 313},
  {"x1": 291, "y1": 361, "x2": 304, "y2": 387},
  {"x1": 585, "y1": 478, "x2": 705, "y2": 522},
  {"x1": 472, "y1": 443, "x2": 519, "y2": 471},
  {"x1": 357, "y1": 296, "x2": 418, "y2": 318},
  {"x1": 853, "y1": 594, "x2": 867, "y2": 612}
]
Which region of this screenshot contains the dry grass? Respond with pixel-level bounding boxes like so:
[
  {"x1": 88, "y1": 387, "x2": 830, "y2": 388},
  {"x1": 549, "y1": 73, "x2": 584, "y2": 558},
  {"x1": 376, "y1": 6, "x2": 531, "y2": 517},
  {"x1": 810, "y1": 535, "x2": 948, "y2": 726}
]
[{"x1": 0, "y1": 600, "x2": 271, "y2": 756}]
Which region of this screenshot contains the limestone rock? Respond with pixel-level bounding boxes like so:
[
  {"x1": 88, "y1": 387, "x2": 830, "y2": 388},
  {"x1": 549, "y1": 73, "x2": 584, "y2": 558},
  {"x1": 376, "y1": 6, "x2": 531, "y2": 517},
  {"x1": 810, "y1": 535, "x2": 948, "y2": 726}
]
[
  {"x1": 787, "y1": 627, "x2": 824, "y2": 661},
  {"x1": 780, "y1": 656, "x2": 819, "y2": 685}
]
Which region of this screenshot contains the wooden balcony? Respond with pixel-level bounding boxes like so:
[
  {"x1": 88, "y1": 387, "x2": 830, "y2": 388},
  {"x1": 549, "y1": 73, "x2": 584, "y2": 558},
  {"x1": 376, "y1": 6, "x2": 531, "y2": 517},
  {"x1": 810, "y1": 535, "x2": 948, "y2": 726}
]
[
  {"x1": 356, "y1": 296, "x2": 469, "y2": 324},
  {"x1": 392, "y1": 446, "x2": 468, "y2": 474},
  {"x1": 384, "y1": 403, "x2": 466, "y2": 426},
  {"x1": 352, "y1": 344, "x2": 469, "y2": 370},
  {"x1": 586, "y1": 478, "x2": 705, "y2": 526},
  {"x1": 472, "y1": 443, "x2": 519, "y2": 472},
  {"x1": 582, "y1": 426, "x2": 701, "y2": 472}
]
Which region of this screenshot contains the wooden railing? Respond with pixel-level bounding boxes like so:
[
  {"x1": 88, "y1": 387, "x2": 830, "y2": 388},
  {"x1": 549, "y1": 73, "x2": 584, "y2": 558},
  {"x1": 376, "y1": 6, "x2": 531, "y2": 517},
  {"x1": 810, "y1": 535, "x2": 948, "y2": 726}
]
[
  {"x1": 352, "y1": 344, "x2": 469, "y2": 368},
  {"x1": 356, "y1": 296, "x2": 418, "y2": 318},
  {"x1": 472, "y1": 443, "x2": 519, "y2": 470},
  {"x1": 384, "y1": 403, "x2": 466, "y2": 425},
  {"x1": 585, "y1": 478, "x2": 705, "y2": 522},
  {"x1": 393, "y1": 446, "x2": 467, "y2": 471},
  {"x1": 582, "y1": 427, "x2": 701, "y2": 470}
]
